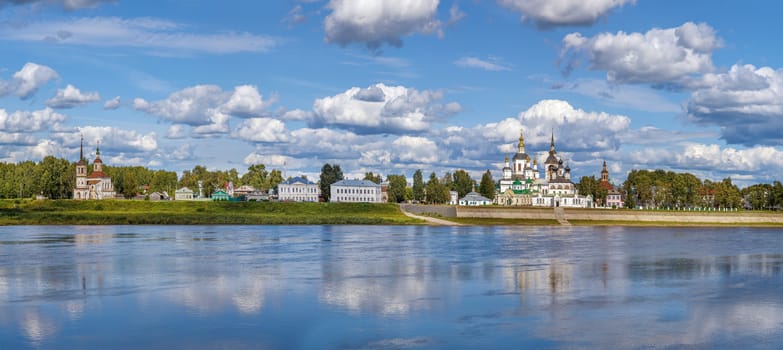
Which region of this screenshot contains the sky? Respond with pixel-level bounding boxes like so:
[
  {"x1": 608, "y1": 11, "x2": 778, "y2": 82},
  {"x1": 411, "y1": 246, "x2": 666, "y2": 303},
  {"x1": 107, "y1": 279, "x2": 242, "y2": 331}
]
[{"x1": 1, "y1": 0, "x2": 782, "y2": 186}]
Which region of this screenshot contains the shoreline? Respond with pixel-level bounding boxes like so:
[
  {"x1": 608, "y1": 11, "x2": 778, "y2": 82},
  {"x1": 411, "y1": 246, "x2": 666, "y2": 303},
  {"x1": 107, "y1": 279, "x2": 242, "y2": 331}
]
[{"x1": 1, "y1": 200, "x2": 782, "y2": 227}]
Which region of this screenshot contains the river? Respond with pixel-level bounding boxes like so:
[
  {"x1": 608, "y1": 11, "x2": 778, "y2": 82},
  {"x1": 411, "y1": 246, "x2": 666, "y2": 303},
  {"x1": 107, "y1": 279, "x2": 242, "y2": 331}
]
[{"x1": 1, "y1": 225, "x2": 782, "y2": 349}]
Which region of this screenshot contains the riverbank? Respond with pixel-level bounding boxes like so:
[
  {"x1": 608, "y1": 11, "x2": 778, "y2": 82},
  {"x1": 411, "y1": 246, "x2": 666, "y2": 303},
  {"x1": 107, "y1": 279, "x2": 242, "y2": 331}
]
[
  {"x1": 401, "y1": 204, "x2": 783, "y2": 227},
  {"x1": 0, "y1": 200, "x2": 422, "y2": 225}
]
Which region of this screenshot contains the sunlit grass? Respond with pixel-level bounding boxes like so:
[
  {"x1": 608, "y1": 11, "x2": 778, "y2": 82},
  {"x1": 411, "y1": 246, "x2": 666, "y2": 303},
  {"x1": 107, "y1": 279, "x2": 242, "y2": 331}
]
[{"x1": 0, "y1": 199, "x2": 422, "y2": 225}]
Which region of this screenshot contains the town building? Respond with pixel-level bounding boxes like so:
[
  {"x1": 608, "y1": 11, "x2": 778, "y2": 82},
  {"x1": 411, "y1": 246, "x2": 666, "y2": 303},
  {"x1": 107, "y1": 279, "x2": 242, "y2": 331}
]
[
  {"x1": 73, "y1": 138, "x2": 115, "y2": 200},
  {"x1": 330, "y1": 180, "x2": 382, "y2": 203},
  {"x1": 175, "y1": 187, "x2": 195, "y2": 201},
  {"x1": 599, "y1": 161, "x2": 624, "y2": 208},
  {"x1": 449, "y1": 191, "x2": 458, "y2": 205},
  {"x1": 211, "y1": 190, "x2": 231, "y2": 201},
  {"x1": 495, "y1": 129, "x2": 591, "y2": 208},
  {"x1": 278, "y1": 177, "x2": 320, "y2": 202},
  {"x1": 149, "y1": 192, "x2": 169, "y2": 201},
  {"x1": 459, "y1": 191, "x2": 492, "y2": 206},
  {"x1": 234, "y1": 185, "x2": 257, "y2": 197}
]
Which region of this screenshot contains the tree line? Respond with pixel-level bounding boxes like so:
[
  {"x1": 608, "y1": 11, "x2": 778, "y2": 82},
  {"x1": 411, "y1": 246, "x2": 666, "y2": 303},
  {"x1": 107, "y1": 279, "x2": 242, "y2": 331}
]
[
  {"x1": 578, "y1": 169, "x2": 759, "y2": 210},
  {"x1": 0, "y1": 157, "x2": 284, "y2": 199}
]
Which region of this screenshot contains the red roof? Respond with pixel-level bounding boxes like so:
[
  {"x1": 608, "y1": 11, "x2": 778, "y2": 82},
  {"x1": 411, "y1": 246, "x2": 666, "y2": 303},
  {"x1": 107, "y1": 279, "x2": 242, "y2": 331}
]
[
  {"x1": 93, "y1": 158, "x2": 103, "y2": 164},
  {"x1": 87, "y1": 171, "x2": 109, "y2": 179},
  {"x1": 599, "y1": 180, "x2": 613, "y2": 191}
]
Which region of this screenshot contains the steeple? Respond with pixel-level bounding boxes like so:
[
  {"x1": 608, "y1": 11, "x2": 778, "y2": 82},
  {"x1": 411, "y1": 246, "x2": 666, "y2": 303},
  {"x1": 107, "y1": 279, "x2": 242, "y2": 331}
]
[
  {"x1": 79, "y1": 135, "x2": 84, "y2": 161},
  {"x1": 505, "y1": 152, "x2": 509, "y2": 164},
  {"x1": 517, "y1": 128, "x2": 526, "y2": 154},
  {"x1": 601, "y1": 160, "x2": 609, "y2": 182},
  {"x1": 549, "y1": 130, "x2": 556, "y2": 154},
  {"x1": 96, "y1": 140, "x2": 101, "y2": 156}
]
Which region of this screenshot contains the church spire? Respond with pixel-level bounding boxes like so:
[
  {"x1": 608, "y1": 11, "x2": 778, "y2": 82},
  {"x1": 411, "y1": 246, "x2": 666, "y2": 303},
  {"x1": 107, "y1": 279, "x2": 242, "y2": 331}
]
[
  {"x1": 79, "y1": 135, "x2": 84, "y2": 161},
  {"x1": 96, "y1": 140, "x2": 101, "y2": 156},
  {"x1": 549, "y1": 130, "x2": 556, "y2": 154},
  {"x1": 518, "y1": 128, "x2": 526, "y2": 154}
]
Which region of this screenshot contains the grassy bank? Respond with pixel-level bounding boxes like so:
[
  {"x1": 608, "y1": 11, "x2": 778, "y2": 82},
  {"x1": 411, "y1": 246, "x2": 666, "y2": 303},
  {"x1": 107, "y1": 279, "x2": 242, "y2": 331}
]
[{"x1": 0, "y1": 199, "x2": 422, "y2": 225}]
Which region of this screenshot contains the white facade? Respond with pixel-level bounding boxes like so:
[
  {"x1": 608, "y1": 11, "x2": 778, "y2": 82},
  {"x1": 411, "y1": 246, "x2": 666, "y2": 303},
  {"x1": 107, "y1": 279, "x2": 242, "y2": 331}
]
[
  {"x1": 449, "y1": 191, "x2": 458, "y2": 205},
  {"x1": 459, "y1": 192, "x2": 492, "y2": 206},
  {"x1": 175, "y1": 187, "x2": 194, "y2": 201},
  {"x1": 330, "y1": 180, "x2": 382, "y2": 203},
  {"x1": 278, "y1": 177, "x2": 320, "y2": 202}
]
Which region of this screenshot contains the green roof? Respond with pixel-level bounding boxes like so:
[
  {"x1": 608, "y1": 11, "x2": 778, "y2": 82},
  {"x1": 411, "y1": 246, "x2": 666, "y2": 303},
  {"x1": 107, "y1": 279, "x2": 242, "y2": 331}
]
[{"x1": 512, "y1": 179, "x2": 522, "y2": 185}]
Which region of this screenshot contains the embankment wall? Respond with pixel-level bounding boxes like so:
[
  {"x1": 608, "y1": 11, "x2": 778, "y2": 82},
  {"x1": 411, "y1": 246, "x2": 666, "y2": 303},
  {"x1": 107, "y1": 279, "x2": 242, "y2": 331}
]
[{"x1": 403, "y1": 205, "x2": 783, "y2": 224}]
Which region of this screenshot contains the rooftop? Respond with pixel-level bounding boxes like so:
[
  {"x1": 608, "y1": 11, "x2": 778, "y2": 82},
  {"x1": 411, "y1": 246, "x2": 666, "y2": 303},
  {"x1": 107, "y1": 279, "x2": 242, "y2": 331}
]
[{"x1": 333, "y1": 179, "x2": 381, "y2": 187}]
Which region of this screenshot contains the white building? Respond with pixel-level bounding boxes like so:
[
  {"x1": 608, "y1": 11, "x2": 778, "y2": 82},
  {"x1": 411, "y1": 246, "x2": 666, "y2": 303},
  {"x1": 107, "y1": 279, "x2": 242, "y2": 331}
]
[
  {"x1": 449, "y1": 191, "x2": 458, "y2": 205},
  {"x1": 330, "y1": 180, "x2": 382, "y2": 203},
  {"x1": 278, "y1": 176, "x2": 320, "y2": 202},
  {"x1": 175, "y1": 187, "x2": 194, "y2": 200},
  {"x1": 73, "y1": 138, "x2": 115, "y2": 200},
  {"x1": 459, "y1": 192, "x2": 492, "y2": 206}
]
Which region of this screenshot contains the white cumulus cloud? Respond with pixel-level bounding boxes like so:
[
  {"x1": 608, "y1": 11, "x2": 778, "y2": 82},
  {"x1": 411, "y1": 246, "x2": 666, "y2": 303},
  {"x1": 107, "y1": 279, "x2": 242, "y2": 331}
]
[
  {"x1": 324, "y1": 0, "x2": 442, "y2": 50},
  {"x1": 562, "y1": 22, "x2": 720, "y2": 85},
  {"x1": 308, "y1": 83, "x2": 461, "y2": 134},
  {"x1": 498, "y1": 0, "x2": 635, "y2": 28},
  {"x1": 0, "y1": 108, "x2": 66, "y2": 132},
  {"x1": 686, "y1": 64, "x2": 783, "y2": 146},
  {"x1": 103, "y1": 96, "x2": 120, "y2": 110},
  {"x1": 392, "y1": 135, "x2": 439, "y2": 163},
  {"x1": 0, "y1": 62, "x2": 59, "y2": 99},
  {"x1": 232, "y1": 118, "x2": 289, "y2": 143},
  {"x1": 52, "y1": 126, "x2": 158, "y2": 153},
  {"x1": 46, "y1": 84, "x2": 100, "y2": 108}
]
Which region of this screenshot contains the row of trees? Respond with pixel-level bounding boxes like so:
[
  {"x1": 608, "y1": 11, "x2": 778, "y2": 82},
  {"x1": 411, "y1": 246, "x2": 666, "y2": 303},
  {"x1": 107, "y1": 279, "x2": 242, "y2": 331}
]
[
  {"x1": 621, "y1": 170, "x2": 743, "y2": 209},
  {"x1": 0, "y1": 156, "x2": 285, "y2": 200}
]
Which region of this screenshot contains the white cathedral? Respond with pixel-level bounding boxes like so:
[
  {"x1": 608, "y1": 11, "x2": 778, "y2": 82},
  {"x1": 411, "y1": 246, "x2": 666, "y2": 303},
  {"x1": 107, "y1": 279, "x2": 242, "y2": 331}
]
[
  {"x1": 495, "y1": 129, "x2": 592, "y2": 208},
  {"x1": 73, "y1": 138, "x2": 116, "y2": 200}
]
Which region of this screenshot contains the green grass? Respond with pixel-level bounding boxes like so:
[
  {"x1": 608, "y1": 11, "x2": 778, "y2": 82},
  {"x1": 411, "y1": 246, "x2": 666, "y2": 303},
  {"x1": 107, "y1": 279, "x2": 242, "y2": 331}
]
[{"x1": 0, "y1": 199, "x2": 422, "y2": 225}]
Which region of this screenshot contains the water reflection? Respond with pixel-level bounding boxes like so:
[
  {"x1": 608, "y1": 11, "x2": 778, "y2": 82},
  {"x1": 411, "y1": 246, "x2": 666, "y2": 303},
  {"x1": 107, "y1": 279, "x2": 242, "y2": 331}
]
[{"x1": 0, "y1": 225, "x2": 782, "y2": 348}]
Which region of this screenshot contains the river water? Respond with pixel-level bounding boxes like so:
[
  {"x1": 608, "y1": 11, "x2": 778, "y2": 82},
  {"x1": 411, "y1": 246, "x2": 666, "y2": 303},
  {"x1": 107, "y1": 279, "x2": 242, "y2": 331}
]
[{"x1": 0, "y1": 225, "x2": 782, "y2": 349}]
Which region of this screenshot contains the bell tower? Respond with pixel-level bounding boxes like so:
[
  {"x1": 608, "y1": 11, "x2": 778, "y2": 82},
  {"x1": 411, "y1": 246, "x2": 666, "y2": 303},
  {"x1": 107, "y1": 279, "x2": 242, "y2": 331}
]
[{"x1": 74, "y1": 136, "x2": 88, "y2": 199}]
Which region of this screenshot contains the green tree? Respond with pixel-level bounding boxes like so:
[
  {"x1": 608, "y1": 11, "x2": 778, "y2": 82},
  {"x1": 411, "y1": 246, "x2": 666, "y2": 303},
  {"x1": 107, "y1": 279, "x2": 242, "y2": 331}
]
[
  {"x1": 386, "y1": 174, "x2": 407, "y2": 203},
  {"x1": 319, "y1": 163, "x2": 343, "y2": 202},
  {"x1": 241, "y1": 164, "x2": 269, "y2": 190},
  {"x1": 412, "y1": 169, "x2": 425, "y2": 202},
  {"x1": 267, "y1": 169, "x2": 284, "y2": 191},
  {"x1": 363, "y1": 172, "x2": 383, "y2": 184},
  {"x1": 452, "y1": 170, "x2": 474, "y2": 198},
  {"x1": 479, "y1": 170, "x2": 495, "y2": 200},
  {"x1": 425, "y1": 172, "x2": 449, "y2": 204}
]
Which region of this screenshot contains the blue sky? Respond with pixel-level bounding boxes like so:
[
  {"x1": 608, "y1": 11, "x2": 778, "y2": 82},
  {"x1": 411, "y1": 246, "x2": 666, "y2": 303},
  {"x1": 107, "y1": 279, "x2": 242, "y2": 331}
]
[{"x1": 1, "y1": 0, "x2": 782, "y2": 186}]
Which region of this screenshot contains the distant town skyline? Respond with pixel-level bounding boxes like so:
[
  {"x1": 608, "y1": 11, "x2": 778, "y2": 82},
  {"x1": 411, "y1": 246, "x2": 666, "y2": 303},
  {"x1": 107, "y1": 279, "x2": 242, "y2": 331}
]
[{"x1": 0, "y1": 1, "x2": 781, "y2": 186}]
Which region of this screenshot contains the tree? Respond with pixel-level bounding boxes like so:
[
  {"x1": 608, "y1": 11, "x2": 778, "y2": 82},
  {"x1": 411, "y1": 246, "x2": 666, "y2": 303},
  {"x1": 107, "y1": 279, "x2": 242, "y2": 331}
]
[
  {"x1": 319, "y1": 163, "x2": 344, "y2": 201},
  {"x1": 363, "y1": 172, "x2": 383, "y2": 184},
  {"x1": 267, "y1": 169, "x2": 284, "y2": 191},
  {"x1": 386, "y1": 174, "x2": 407, "y2": 203},
  {"x1": 714, "y1": 177, "x2": 742, "y2": 209},
  {"x1": 452, "y1": 170, "x2": 474, "y2": 198},
  {"x1": 479, "y1": 170, "x2": 495, "y2": 200},
  {"x1": 412, "y1": 169, "x2": 425, "y2": 202},
  {"x1": 425, "y1": 172, "x2": 449, "y2": 204},
  {"x1": 241, "y1": 164, "x2": 269, "y2": 190}
]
